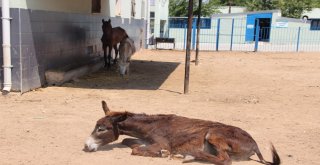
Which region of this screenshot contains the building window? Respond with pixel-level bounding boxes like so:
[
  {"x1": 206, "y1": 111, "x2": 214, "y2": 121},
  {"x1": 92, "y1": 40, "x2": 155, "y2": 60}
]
[
  {"x1": 150, "y1": 19, "x2": 155, "y2": 34},
  {"x1": 92, "y1": 0, "x2": 101, "y2": 13},
  {"x1": 150, "y1": 12, "x2": 155, "y2": 34},
  {"x1": 116, "y1": 0, "x2": 121, "y2": 16},
  {"x1": 131, "y1": 0, "x2": 136, "y2": 17},
  {"x1": 150, "y1": 12, "x2": 155, "y2": 18},
  {"x1": 169, "y1": 18, "x2": 211, "y2": 29},
  {"x1": 310, "y1": 19, "x2": 320, "y2": 30}
]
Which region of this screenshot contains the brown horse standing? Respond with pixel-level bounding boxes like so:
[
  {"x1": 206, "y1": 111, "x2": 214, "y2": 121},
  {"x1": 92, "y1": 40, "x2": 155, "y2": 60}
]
[{"x1": 101, "y1": 19, "x2": 128, "y2": 68}]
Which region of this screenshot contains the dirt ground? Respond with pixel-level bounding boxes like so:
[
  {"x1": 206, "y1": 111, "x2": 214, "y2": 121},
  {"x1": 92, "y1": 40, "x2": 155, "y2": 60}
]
[{"x1": 1, "y1": 50, "x2": 320, "y2": 165}]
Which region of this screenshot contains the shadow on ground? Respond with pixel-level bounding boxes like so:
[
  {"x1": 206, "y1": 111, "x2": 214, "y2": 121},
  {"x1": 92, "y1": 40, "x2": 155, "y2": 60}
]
[{"x1": 62, "y1": 60, "x2": 180, "y2": 90}]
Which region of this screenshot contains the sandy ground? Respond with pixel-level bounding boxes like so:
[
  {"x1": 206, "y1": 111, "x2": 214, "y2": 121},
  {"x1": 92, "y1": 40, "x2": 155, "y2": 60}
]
[{"x1": 1, "y1": 50, "x2": 320, "y2": 165}]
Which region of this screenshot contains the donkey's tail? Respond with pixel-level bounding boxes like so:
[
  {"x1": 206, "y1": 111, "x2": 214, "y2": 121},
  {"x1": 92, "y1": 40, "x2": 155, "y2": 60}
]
[
  {"x1": 256, "y1": 143, "x2": 280, "y2": 165},
  {"x1": 269, "y1": 144, "x2": 281, "y2": 165}
]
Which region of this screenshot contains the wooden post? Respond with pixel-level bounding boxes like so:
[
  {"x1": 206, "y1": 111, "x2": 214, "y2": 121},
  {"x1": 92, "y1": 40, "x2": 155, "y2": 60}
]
[
  {"x1": 184, "y1": 0, "x2": 194, "y2": 94},
  {"x1": 195, "y1": 0, "x2": 202, "y2": 66}
]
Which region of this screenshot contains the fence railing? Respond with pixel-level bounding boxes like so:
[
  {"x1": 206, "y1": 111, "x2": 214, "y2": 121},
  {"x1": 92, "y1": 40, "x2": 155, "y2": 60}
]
[{"x1": 152, "y1": 18, "x2": 320, "y2": 52}]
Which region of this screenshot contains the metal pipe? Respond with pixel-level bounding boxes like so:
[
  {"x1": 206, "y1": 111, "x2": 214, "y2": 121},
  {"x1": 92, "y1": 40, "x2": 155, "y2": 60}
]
[
  {"x1": 145, "y1": 0, "x2": 150, "y2": 49},
  {"x1": 230, "y1": 18, "x2": 234, "y2": 51},
  {"x1": 215, "y1": 18, "x2": 220, "y2": 51},
  {"x1": 254, "y1": 19, "x2": 260, "y2": 52},
  {"x1": 2, "y1": 0, "x2": 12, "y2": 94},
  {"x1": 296, "y1": 27, "x2": 301, "y2": 52}
]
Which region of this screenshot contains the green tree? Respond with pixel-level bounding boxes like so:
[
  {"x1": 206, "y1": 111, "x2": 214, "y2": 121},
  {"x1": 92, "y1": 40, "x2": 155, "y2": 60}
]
[
  {"x1": 245, "y1": 0, "x2": 280, "y2": 11},
  {"x1": 311, "y1": 0, "x2": 320, "y2": 8},
  {"x1": 219, "y1": 0, "x2": 246, "y2": 6},
  {"x1": 279, "y1": 0, "x2": 312, "y2": 18},
  {"x1": 169, "y1": 0, "x2": 221, "y2": 17},
  {"x1": 244, "y1": 0, "x2": 313, "y2": 18}
]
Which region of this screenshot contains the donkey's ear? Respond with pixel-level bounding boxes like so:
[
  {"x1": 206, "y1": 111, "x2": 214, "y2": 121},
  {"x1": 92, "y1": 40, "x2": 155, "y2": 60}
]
[
  {"x1": 102, "y1": 19, "x2": 105, "y2": 23},
  {"x1": 111, "y1": 114, "x2": 127, "y2": 123},
  {"x1": 102, "y1": 100, "x2": 110, "y2": 115},
  {"x1": 108, "y1": 19, "x2": 111, "y2": 23}
]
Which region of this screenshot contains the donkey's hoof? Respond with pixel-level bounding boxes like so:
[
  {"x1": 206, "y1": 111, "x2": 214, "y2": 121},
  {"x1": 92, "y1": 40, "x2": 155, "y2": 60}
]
[
  {"x1": 182, "y1": 155, "x2": 195, "y2": 163},
  {"x1": 160, "y1": 149, "x2": 170, "y2": 157}
]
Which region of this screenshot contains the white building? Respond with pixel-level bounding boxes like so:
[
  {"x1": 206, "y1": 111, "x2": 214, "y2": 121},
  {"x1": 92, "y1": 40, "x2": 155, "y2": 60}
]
[
  {"x1": 147, "y1": 0, "x2": 169, "y2": 44},
  {"x1": 0, "y1": 0, "x2": 148, "y2": 93}
]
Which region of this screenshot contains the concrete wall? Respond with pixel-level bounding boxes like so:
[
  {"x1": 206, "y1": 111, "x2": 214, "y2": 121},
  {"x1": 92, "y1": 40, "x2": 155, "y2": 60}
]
[
  {"x1": 270, "y1": 18, "x2": 311, "y2": 44},
  {"x1": 0, "y1": 6, "x2": 145, "y2": 92}
]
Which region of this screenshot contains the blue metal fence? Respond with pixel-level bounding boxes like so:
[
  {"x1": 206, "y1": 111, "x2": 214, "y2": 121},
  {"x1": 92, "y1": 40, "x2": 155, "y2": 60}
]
[{"x1": 154, "y1": 17, "x2": 320, "y2": 52}]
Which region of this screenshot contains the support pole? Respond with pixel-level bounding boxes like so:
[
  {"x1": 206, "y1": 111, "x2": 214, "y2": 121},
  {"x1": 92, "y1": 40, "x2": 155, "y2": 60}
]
[
  {"x1": 230, "y1": 18, "x2": 235, "y2": 51},
  {"x1": 296, "y1": 27, "x2": 301, "y2": 52},
  {"x1": 2, "y1": 0, "x2": 12, "y2": 94},
  {"x1": 215, "y1": 18, "x2": 221, "y2": 51},
  {"x1": 195, "y1": 0, "x2": 202, "y2": 66},
  {"x1": 254, "y1": 19, "x2": 260, "y2": 52},
  {"x1": 184, "y1": 0, "x2": 194, "y2": 94}
]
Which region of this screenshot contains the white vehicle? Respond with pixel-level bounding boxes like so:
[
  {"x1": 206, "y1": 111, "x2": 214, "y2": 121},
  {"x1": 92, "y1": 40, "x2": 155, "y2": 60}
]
[{"x1": 302, "y1": 8, "x2": 320, "y2": 20}]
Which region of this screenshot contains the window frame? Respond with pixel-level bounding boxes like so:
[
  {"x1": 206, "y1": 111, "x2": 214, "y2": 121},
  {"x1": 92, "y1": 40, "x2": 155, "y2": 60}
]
[
  {"x1": 169, "y1": 18, "x2": 211, "y2": 29},
  {"x1": 310, "y1": 19, "x2": 320, "y2": 31},
  {"x1": 91, "y1": 0, "x2": 101, "y2": 13}
]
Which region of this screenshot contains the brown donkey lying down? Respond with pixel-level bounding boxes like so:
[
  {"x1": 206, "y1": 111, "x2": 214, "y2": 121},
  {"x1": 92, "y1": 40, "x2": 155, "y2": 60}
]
[{"x1": 84, "y1": 101, "x2": 280, "y2": 165}]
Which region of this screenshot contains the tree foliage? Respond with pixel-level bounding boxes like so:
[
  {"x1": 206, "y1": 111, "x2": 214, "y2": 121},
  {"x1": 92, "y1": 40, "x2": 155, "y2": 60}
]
[
  {"x1": 244, "y1": 0, "x2": 313, "y2": 18},
  {"x1": 244, "y1": 0, "x2": 280, "y2": 11},
  {"x1": 218, "y1": 0, "x2": 246, "y2": 6},
  {"x1": 279, "y1": 0, "x2": 312, "y2": 18},
  {"x1": 312, "y1": 0, "x2": 320, "y2": 8},
  {"x1": 169, "y1": 0, "x2": 221, "y2": 17},
  {"x1": 169, "y1": 0, "x2": 319, "y2": 18}
]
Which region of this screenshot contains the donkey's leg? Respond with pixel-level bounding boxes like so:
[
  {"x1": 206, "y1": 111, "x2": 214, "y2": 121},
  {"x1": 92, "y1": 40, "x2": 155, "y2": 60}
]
[
  {"x1": 193, "y1": 133, "x2": 233, "y2": 165},
  {"x1": 113, "y1": 45, "x2": 118, "y2": 64},
  {"x1": 122, "y1": 138, "x2": 149, "y2": 149},
  {"x1": 131, "y1": 143, "x2": 170, "y2": 158},
  {"x1": 183, "y1": 150, "x2": 231, "y2": 165}
]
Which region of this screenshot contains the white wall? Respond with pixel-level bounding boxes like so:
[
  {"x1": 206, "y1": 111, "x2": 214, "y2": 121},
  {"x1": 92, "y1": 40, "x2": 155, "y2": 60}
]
[
  {"x1": 8, "y1": 0, "x2": 95, "y2": 14},
  {"x1": 3, "y1": 0, "x2": 147, "y2": 19},
  {"x1": 0, "y1": 0, "x2": 149, "y2": 19},
  {"x1": 149, "y1": 0, "x2": 169, "y2": 37},
  {"x1": 302, "y1": 8, "x2": 320, "y2": 19},
  {"x1": 218, "y1": 6, "x2": 246, "y2": 14}
]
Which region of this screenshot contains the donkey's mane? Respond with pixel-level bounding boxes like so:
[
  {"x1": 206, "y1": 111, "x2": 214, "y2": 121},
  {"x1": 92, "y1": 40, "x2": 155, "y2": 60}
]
[{"x1": 108, "y1": 111, "x2": 177, "y2": 121}]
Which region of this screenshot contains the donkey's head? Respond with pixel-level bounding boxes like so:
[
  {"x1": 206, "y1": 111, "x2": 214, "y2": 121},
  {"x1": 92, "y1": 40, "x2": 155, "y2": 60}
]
[
  {"x1": 102, "y1": 19, "x2": 112, "y2": 34},
  {"x1": 84, "y1": 101, "x2": 127, "y2": 152},
  {"x1": 119, "y1": 38, "x2": 135, "y2": 76}
]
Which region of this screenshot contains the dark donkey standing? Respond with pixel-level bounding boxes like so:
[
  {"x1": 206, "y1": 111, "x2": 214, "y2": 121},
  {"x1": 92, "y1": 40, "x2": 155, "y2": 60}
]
[
  {"x1": 101, "y1": 19, "x2": 128, "y2": 67},
  {"x1": 84, "y1": 101, "x2": 280, "y2": 165}
]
